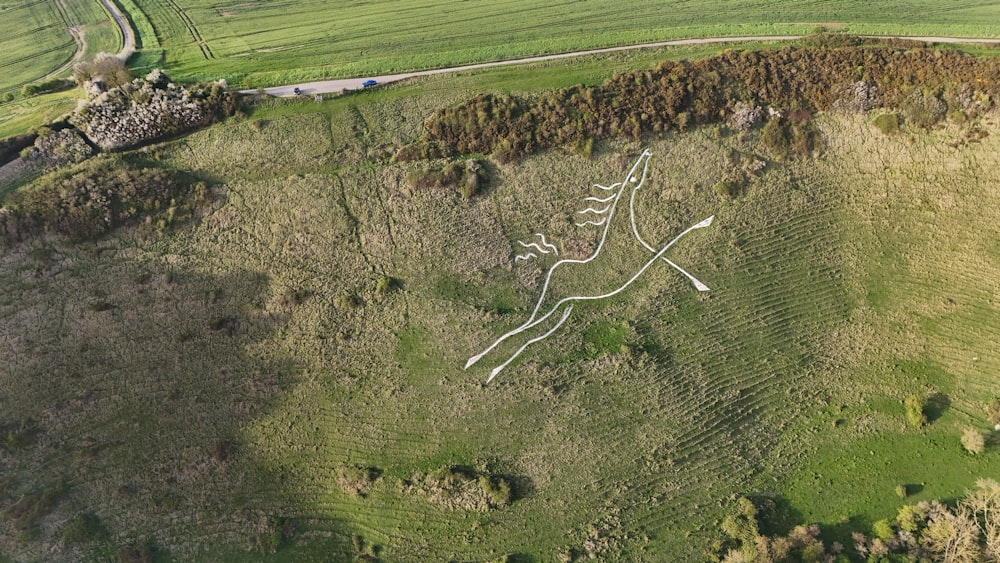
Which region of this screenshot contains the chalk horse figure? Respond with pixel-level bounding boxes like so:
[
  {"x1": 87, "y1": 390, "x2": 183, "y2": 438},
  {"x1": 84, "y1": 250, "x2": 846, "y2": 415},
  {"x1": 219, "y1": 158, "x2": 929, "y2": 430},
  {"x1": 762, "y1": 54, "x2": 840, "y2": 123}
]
[{"x1": 467, "y1": 149, "x2": 714, "y2": 382}]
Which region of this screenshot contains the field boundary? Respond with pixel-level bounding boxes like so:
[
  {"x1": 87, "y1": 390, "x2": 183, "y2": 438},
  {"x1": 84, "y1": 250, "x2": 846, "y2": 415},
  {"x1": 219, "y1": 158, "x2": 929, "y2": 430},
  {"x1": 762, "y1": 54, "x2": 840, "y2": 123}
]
[{"x1": 244, "y1": 34, "x2": 1000, "y2": 96}]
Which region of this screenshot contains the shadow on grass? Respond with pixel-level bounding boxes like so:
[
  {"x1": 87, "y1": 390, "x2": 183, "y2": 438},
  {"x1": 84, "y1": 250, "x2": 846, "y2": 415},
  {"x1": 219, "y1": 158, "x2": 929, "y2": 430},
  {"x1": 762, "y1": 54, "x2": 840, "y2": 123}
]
[
  {"x1": 0, "y1": 237, "x2": 356, "y2": 560},
  {"x1": 754, "y1": 494, "x2": 806, "y2": 538},
  {"x1": 925, "y1": 392, "x2": 951, "y2": 423}
]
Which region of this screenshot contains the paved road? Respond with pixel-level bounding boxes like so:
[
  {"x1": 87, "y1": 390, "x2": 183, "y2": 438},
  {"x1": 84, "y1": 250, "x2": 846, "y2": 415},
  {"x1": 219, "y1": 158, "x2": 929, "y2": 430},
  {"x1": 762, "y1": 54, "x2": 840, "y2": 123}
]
[
  {"x1": 241, "y1": 35, "x2": 1000, "y2": 97},
  {"x1": 99, "y1": 0, "x2": 136, "y2": 61}
]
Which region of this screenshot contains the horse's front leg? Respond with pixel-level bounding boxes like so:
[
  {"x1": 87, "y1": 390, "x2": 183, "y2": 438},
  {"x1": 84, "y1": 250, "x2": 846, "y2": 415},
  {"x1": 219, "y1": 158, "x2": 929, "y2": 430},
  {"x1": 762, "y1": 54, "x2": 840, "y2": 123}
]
[{"x1": 487, "y1": 305, "x2": 574, "y2": 383}]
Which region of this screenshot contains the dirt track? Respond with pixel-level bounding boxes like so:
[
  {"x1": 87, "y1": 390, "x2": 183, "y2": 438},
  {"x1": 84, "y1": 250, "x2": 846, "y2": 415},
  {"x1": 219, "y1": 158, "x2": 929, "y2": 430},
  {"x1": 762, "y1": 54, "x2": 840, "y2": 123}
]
[{"x1": 240, "y1": 35, "x2": 1000, "y2": 97}]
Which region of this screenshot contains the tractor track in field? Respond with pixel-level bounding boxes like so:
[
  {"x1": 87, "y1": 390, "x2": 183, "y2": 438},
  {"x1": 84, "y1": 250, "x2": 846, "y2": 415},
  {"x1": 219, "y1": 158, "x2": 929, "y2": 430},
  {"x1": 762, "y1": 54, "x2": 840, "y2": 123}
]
[{"x1": 157, "y1": 0, "x2": 214, "y2": 59}]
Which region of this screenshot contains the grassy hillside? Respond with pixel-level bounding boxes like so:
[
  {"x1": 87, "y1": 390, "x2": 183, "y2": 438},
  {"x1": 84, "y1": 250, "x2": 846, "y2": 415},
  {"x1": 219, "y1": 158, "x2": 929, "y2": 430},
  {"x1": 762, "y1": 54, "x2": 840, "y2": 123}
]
[
  {"x1": 1, "y1": 60, "x2": 999, "y2": 561},
  {"x1": 122, "y1": 0, "x2": 1000, "y2": 87},
  {"x1": 0, "y1": 0, "x2": 121, "y2": 95}
]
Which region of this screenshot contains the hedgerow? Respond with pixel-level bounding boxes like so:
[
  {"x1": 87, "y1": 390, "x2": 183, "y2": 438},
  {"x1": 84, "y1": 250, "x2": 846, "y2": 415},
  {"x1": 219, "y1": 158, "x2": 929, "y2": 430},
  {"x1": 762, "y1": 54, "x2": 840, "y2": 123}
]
[{"x1": 418, "y1": 41, "x2": 1000, "y2": 162}]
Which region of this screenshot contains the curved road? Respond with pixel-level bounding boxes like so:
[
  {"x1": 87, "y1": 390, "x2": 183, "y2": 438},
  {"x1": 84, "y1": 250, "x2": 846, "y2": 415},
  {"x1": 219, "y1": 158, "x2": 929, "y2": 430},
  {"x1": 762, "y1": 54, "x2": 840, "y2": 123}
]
[
  {"x1": 242, "y1": 35, "x2": 1000, "y2": 97},
  {"x1": 99, "y1": 0, "x2": 136, "y2": 61}
]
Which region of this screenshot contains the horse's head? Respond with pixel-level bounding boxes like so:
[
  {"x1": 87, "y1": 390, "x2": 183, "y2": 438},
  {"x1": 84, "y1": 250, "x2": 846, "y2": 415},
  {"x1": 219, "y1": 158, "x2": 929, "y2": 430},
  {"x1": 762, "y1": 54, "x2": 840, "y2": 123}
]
[{"x1": 624, "y1": 149, "x2": 653, "y2": 195}]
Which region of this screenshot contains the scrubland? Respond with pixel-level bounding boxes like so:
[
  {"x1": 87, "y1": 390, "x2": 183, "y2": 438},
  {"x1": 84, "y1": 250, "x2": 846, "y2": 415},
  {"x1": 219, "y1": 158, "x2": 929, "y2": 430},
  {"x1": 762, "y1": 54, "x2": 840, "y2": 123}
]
[{"x1": 0, "y1": 55, "x2": 999, "y2": 561}]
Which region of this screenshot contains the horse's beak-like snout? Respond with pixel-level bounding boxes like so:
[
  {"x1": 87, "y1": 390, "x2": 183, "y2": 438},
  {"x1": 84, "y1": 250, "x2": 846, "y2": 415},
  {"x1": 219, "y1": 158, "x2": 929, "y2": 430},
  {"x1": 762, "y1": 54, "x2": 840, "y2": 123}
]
[{"x1": 627, "y1": 149, "x2": 653, "y2": 185}]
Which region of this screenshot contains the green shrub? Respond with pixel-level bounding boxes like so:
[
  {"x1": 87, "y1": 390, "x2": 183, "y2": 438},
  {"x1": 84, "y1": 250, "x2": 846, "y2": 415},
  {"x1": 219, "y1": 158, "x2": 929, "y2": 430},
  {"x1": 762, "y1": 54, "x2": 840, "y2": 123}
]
[
  {"x1": 252, "y1": 517, "x2": 295, "y2": 553},
  {"x1": 20, "y1": 78, "x2": 73, "y2": 97},
  {"x1": 337, "y1": 465, "x2": 381, "y2": 497},
  {"x1": 895, "y1": 484, "x2": 908, "y2": 498},
  {"x1": 761, "y1": 117, "x2": 789, "y2": 159},
  {"x1": 872, "y1": 113, "x2": 900, "y2": 135},
  {"x1": 986, "y1": 397, "x2": 1000, "y2": 427},
  {"x1": 62, "y1": 512, "x2": 109, "y2": 543},
  {"x1": 904, "y1": 394, "x2": 927, "y2": 429},
  {"x1": 901, "y1": 90, "x2": 947, "y2": 128},
  {"x1": 408, "y1": 466, "x2": 513, "y2": 511},
  {"x1": 2, "y1": 480, "x2": 68, "y2": 532},
  {"x1": 872, "y1": 518, "x2": 894, "y2": 541},
  {"x1": 11, "y1": 158, "x2": 203, "y2": 241},
  {"x1": 896, "y1": 504, "x2": 922, "y2": 532},
  {"x1": 335, "y1": 292, "x2": 362, "y2": 310},
  {"x1": 116, "y1": 539, "x2": 156, "y2": 563},
  {"x1": 404, "y1": 159, "x2": 486, "y2": 199},
  {"x1": 714, "y1": 180, "x2": 741, "y2": 199},
  {"x1": 375, "y1": 276, "x2": 400, "y2": 298}
]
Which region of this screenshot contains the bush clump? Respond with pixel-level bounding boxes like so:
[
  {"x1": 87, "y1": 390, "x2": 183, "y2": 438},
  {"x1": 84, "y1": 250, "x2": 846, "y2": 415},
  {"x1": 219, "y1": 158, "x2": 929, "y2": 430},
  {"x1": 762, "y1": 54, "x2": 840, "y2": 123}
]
[
  {"x1": 61, "y1": 512, "x2": 109, "y2": 543},
  {"x1": 336, "y1": 465, "x2": 381, "y2": 497},
  {"x1": 418, "y1": 42, "x2": 1000, "y2": 162},
  {"x1": 986, "y1": 397, "x2": 1000, "y2": 428},
  {"x1": 900, "y1": 89, "x2": 947, "y2": 128},
  {"x1": 9, "y1": 157, "x2": 204, "y2": 241},
  {"x1": 71, "y1": 69, "x2": 236, "y2": 150},
  {"x1": 115, "y1": 539, "x2": 156, "y2": 563},
  {"x1": 904, "y1": 394, "x2": 928, "y2": 429},
  {"x1": 20, "y1": 128, "x2": 94, "y2": 171},
  {"x1": 405, "y1": 466, "x2": 512, "y2": 511},
  {"x1": 961, "y1": 427, "x2": 985, "y2": 454},
  {"x1": 404, "y1": 159, "x2": 486, "y2": 200},
  {"x1": 1, "y1": 479, "x2": 67, "y2": 533},
  {"x1": 872, "y1": 112, "x2": 900, "y2": 135},
  {"x1": 20, "y1": 78, "x2": 74, "y2": 98},
  {"x1": 760, "y1": 113, "x2": 820, "y2": 160}
]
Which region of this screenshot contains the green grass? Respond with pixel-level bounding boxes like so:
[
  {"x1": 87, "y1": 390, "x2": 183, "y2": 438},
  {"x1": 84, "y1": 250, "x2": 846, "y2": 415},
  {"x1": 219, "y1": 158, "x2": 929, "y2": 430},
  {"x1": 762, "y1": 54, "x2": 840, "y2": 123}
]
[
  {"x1": 0, "y1": 0, "x2": 121, "y2": 95},
  {"x1": 0, "y1": 89, "x2": 81, "y2": 139},
  {"x1": 1, "y1": 55, "x2": 999, "y2": 560},
  {"x1": 123, "y1": 0, "x2": 1000, "y2": 88}
]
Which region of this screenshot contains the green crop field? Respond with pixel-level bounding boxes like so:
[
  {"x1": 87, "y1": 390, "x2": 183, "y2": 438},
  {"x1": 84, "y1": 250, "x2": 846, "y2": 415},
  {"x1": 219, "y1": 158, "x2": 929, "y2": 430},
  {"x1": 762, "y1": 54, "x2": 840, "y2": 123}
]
[
  {"x1": 121, "y1": 0, "x2": 1000, "y2": 87},
  {"x1": 1, "y1": 51, "x2": 998, "y2": 560},
  {"x1": 0, "y1": 0, "x2": 122, "y2": 95}
]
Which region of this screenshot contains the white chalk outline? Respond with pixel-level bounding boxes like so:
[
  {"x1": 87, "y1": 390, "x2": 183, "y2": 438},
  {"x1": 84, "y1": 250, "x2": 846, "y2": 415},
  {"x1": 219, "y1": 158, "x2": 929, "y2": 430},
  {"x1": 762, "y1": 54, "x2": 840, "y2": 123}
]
[
  {"x1": 469, "y1": 149, "x2": 714, "y2": 381},
  {"x1": 515, "y1": 234, "x2": 559, "y2": 261},
  {"x1": 518, "y1": 241, "x2": 548, "y2": 254},
  {"x1": 585, "y1": 194, "x2": 617, "y2": 203},
  {"x1": 535, "y1": 234, "x2": 558, "y2": 255},
  {"x1": 577, "y1": 206, "x2": 612, "y2": 215}
]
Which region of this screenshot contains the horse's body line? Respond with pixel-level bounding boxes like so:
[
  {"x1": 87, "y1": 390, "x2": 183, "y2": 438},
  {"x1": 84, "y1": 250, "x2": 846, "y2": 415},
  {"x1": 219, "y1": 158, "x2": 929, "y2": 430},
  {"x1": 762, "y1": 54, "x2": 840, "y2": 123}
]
[
  {"x1": 483, "y1": 214, "x2": 713, "y2": 354},
  {"x1": 486, "y1": 305, "x2": 574, "y2": 383},
  {"x1": 465, "y1": 152, "x2": 648, "y2": 369},
  {"x1": 629, "y1": 171, "x2": 711, "y2": 292},
  {"x1": 467, "y1": 149, "x2": 714, "y2": 378}
]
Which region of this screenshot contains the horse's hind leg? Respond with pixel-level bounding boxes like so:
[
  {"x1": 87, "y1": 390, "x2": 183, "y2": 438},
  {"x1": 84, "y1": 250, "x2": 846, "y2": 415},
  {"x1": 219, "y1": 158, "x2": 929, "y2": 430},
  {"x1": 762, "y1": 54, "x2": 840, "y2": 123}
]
[{"x1": 487, "y1": 305, "x2": 574, "y2": 383}]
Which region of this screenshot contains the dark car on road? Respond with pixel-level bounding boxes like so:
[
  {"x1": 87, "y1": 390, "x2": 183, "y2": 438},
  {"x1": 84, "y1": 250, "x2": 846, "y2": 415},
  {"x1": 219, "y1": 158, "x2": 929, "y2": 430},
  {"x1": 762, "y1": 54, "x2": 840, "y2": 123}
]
[{"x1": 362, "y1": 79, "x2": 377, "y2": 88}]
